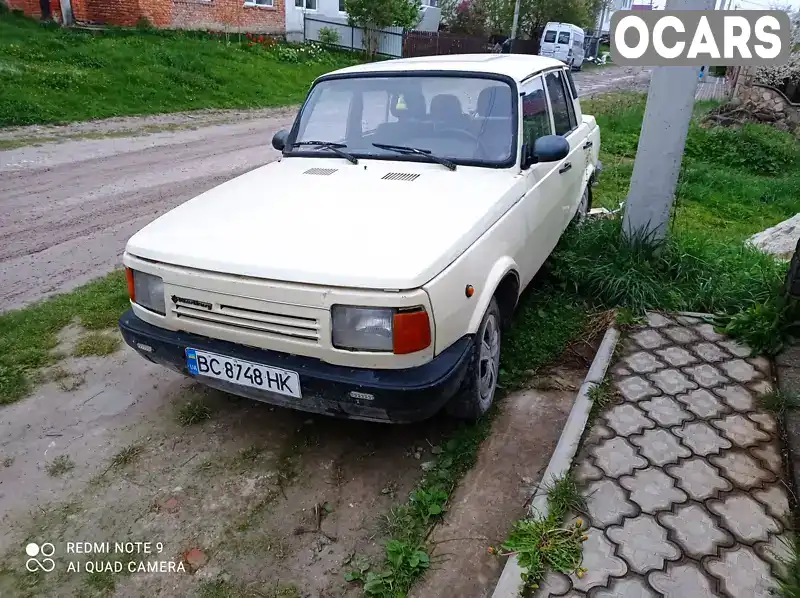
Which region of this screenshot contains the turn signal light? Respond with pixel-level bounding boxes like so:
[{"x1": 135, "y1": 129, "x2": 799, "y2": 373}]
[
  {"x1": 125, "y1": 267, "x2": 136, "y2": 302},
  {"x1": 393, "y1": 309, "x2": 432, "y2": 355}
]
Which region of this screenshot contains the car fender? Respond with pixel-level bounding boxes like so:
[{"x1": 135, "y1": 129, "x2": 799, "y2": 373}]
[{"x1": 467, "y1": 257, "x2": 520, "y2": 334}]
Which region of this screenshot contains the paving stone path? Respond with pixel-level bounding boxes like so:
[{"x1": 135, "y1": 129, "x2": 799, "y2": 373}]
[{"x1": 538, "y1": 312, "x2": 793, "y2": 598}]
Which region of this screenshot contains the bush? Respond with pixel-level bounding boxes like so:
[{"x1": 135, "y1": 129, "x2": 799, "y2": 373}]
[
  {"x1": 135, "y1": 16, "x2": 153, "y2": 31},
  {"x1": 318, "y1": 26, "x2": 341, "y2": 46}
]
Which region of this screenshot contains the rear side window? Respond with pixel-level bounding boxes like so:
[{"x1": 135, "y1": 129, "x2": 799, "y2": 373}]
[
  {"x1": 545, "y1": 70, "x2": 577, "y2": 135},
  {"x1": 543, "y1": 30, "x2": 556, "y2": 43},
  {"x1": 557, "y1": 32, "x2": 570, "y2": 44}
]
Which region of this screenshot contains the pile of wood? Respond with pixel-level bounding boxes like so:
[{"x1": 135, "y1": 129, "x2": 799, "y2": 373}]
[{"x1": 702, "y1": 99, "x2": 798, "y2": 135}]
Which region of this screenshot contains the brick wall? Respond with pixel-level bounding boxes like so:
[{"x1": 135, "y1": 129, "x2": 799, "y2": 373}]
[{"x1": 7, "y1": 0, "x2": 285, "y2": 33}]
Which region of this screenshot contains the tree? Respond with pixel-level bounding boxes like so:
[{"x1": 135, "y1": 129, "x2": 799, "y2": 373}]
[
  {"x1": 450, "y1": 0, "x2": 489, "y2": 36},
  {"x1": 344, "y1": 0, "x2": 421, "y2": 58}
]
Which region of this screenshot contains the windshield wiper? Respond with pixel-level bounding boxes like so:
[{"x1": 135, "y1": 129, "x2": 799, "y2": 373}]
[
  {"x1": 372, "y1": 143, "x2": 456, "y2": 171},
  {"x1": 291, "y1": 140, "x2": 358, "y2": 164}
]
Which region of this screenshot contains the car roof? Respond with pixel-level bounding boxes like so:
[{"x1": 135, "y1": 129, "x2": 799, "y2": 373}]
[{"x1": 324, "y1": 54, "x2": 567, "y2": 84}]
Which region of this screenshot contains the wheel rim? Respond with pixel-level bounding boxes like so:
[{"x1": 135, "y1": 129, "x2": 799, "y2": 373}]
[{"x1": 478, "y1": 313, "x2": 500, "y2": 404}]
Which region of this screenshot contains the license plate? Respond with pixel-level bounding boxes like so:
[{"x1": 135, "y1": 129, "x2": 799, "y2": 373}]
[{"x1": 185, "y1": 348, "x2": 301, "y2": 398}]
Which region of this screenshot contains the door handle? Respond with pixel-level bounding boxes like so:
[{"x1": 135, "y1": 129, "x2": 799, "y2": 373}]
[
  {"x1": 583, "y1": 140, "x2": 593, "y2": 149},
  {"x1": 558, "y1": 162, "x2": 572, "y2": 174}
]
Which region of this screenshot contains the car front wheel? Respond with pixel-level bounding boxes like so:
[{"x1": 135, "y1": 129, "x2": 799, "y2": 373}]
[{"x1": 447, "y1": 298, "x2": 502, "y2": 421}]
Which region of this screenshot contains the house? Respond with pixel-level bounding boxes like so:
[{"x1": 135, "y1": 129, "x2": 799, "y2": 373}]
[
  {"x1": 595, "y1": 0, "x2": 633, "y2": 35},
  {"x1": 287, "y1": 0, "x2": 441, "y2": 43},
  {"x1": 7, "y1": 0, "x2": 285, "y2": 34}
]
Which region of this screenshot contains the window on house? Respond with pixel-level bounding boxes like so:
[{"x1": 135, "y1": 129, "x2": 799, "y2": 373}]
[
  {"x1": 339, "y1": 0, "x2": 346, "y2": 11},
  {"x1": 247, "y1": 0, "x2": 274, "y2": 5},
  {"x1": 295, "y1": 0, "x2": 317, "y2": 8},
  {"x1": 545, "y1": 70, "x2": 577, "y2": 135}
]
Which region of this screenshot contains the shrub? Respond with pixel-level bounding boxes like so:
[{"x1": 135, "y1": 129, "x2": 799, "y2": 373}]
[
  {"x1": 135, "y1": 16, "x2": 154, "y2": 31},
  {"x1": 318, "y1": 26, "x2": 341, "y2": 46}
]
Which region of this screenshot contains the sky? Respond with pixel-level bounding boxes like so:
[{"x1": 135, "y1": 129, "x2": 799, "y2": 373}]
[{"x1": 646, "y1": 0, "x2": 800, "y2": 10}]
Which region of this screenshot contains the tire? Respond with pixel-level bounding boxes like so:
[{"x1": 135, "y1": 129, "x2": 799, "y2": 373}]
[
  {"x1": 446, "y1": 298, "x2": 502, "y2": 421},
  {"x1": 570, "y1": 184, "x2": 590, "y2": 227}
]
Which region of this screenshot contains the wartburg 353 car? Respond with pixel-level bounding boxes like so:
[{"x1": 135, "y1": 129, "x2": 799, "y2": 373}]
[{"x1": 119, "y1": 54, "x2": 601, "y2": 423}]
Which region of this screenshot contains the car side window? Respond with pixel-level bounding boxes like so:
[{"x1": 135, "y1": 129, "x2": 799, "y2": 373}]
[
  {"x1": 545, "y1": 70, "x2": 577, "y2": 136},
  {"x1": 521, "y1": 77, "x2": 552, "y2": 148}
]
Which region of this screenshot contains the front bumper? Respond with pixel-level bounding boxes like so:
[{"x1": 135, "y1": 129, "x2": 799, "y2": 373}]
[{"x1": 119, "y1": 310, "x2": 473, "y2": 423}]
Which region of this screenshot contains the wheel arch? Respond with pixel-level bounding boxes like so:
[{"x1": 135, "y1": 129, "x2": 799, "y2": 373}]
[{"x1": 467, "y1": 258, "x2": 521, "y2": 334}]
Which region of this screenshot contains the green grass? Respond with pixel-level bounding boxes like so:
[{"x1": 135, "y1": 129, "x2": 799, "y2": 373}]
[
  {"x1": 176, "y1": 397, "x2": 212, "y2": 426},
  {"x1": 45, "y1": 455, "x2": 75, "y2": 477},
  {"x1": 496, "y1": 473, "x2": 588, "y2": 591},
  {"x1": 0, "y1": 270, "x2": 129, "y2": 404},
  {"x1": 73, "y1": 331, "x2": 120, "y2": 357},
  {"x1": 0, "y1": 12, "x2": 362, "y2": 126}
]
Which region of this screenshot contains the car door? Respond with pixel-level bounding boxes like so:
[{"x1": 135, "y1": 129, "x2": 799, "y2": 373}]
[
  {"x1": 543, "y1": 68, "x2": 584, "y2": 230},
  {"x1": 515, "y1": 75, "x2": 564, "y2": 288}
]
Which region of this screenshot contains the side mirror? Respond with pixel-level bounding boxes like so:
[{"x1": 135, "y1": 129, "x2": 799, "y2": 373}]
[
  {"x1": 533, "y1": 135, "x2": 570, "y2": 163},
  {"x1": 272, "y1": 129, "x2": 289, "y2": 151}
]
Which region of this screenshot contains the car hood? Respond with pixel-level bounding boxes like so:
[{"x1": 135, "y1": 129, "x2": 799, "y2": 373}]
[{"x1": 126, "y1": 157, "x2": 521, "y2": 290}]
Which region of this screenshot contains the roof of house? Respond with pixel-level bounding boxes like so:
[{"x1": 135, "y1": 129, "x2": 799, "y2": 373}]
[{"x1": 324, "y1": 54, "x2": 567, "y2": 83}]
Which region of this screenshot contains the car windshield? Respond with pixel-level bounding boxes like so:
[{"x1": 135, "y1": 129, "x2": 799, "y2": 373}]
[{"x1": 291, "y1": 75, "x2": 516, "y2": 166}]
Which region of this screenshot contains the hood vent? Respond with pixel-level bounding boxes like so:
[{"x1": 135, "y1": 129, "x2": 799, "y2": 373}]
[
  {"x1": 303, "y1": 168, "x2": 338, "y2": 176},
  {"x1": 382, "y1": 172, "x2": 420, "y2": 182}
]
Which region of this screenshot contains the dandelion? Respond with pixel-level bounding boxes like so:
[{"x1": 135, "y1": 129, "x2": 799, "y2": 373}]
[
  {"x1": 575, "y1": 519, "x2": 583, "y2": 527},
  {"x1": 576, "y1": 570, "x2": 584, "y2": 579},
  {"x1": 581, "y1": 535, "x2": 588, "y2": 541}
]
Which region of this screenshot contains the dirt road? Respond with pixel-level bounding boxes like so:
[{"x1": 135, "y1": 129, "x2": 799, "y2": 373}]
[{"x1": 0, "y1": 65, "x2": 651, "y2": 312}]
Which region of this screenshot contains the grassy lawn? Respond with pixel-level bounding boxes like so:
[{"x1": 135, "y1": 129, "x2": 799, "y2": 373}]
[{"x1": 0, "y1": 11, "x2": 362, "y2": 127}]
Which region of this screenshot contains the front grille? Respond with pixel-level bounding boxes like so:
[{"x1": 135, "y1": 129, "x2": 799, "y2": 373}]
[{"x1": 172, "y1": 302, "x2": 320, "y2": 344}]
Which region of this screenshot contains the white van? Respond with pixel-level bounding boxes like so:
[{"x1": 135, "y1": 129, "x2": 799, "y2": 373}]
[{"x1": 539, "y1": 22, "x2": 585, "y2": 71}]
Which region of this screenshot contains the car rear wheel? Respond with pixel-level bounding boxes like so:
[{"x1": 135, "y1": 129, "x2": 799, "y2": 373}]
[{"x1": 446, "y1": 298, "x2": 501, "y2": 421}]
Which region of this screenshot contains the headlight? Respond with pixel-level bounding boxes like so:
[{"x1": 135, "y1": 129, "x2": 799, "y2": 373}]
[
  {"x1": 126, "y1": 268, "x2": 166, "y2": 315},
  {"x1": 331, "y1": 305, "x2": 431, "y2": 354}
]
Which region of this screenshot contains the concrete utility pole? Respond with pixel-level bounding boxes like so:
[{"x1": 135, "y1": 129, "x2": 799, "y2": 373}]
[
  {"x1": 621, "y1": 0, "x2": 716, "y2": 243},
  {"x1": 510, "y1": 0, "x2": 522, "y2": 43}
]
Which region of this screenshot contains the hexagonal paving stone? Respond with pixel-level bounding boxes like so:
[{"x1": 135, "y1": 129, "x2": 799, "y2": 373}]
[
  {"x1": 619, "y1": 467, "x2": 687, "y2": 513},
  {"x1": 754, "y1": 485, "x2": 791, "y2": 525},
  {"x1": 690, "y1": 342, "x2": 730, "y2": 363},
  {"x1": 591, "y1": 437, "x2": 648, "y2": 477},
  {"x1": 752, "y1": 443, "x2": 783, "y2": 475},
  {"x1": 594, "y1": 577, "x2": 658, "y2": 598},
  {"x1": 568, "y1": 527, "x2": 628, "y2": 592},
  {"x1": 708, "y1": 494, "x2": 780, "y2": 543},
  {"x1": 650, "y1": 369, "x2": 698, "y2": 395},
  {"x1": 631, "y1": 429, "x2": 691, "y2": 467},
  {"x1": 616, "y1": 376, "x2": 660, "y2": 402},
  {"x1": 715, "y1": 384, "x2": 756, "y2": 411},
  {"x1": 660, "y1": 503, "x2": 732, "y2": 559},
  {"x1": 674, "y1": 422, "x2": 732, "y2": 457},
  {"x1": 676, "y1": 388, "x2": 727, "y2": 419},
  {"x1": 649, "y1": 562, "x2": 717, "y2": 598},
  {"x1": 604, "y1": 404, "x2": 656, "y2": 436},
  {"x1": 749, "y1": 412, "x2": 778, "y2": 434},
  {"x1": 749, "y1": 355, "x2": 771, "y2": 375},
  {"x1": 694, "y1": 323, "x2": 726, "y2": 342},
  {"x1": 750, "y1": 379, "x2": 774, "y2": 395},
  {"x1": 630, "y1": 329, "x2": 669, "y2": 350},
  {"x1": 662, "y1": 326, "x2": 700, "y2": 344},
  {"x1": 638, "y1": 396, "x2": 693, "y2": 426},
  {"x1": 720, "y1": 339, "x2": 753, "y2": 358},
  {"x1": 612, "y1": 365, "x2": 633, "y2": 377},
  {"x1": 666, "y1": 458, "x2": 732, "y2": 500},
  {"x1": 720, "y1": 359, "x2": 760, "y2": 383},
  {"x1": 623, "y1": 351, "x2": 666, "y2": 374},
  {"x1": 711, "y1": 450, "x2": 776, "y2": 488},
  {"x1": 606, "y1": 515, "x2": 680, "y2": 574},
  {"x1": 585, "y1": 478, "x2": 638, "y2": 527},
  {"x1": 573, "y1": 456, "x2": 604, "y2": 484},
  {"x1": 713, "y1": 414, "x2": 771, "y2": 447},
  {"x1": 536, "y1": 571, "x2": 571, "y2": 596},
  {"x1": 655, "y1": 345, "x2": 699, "y2": 367},
  {"x1": 684, "y1": 363, "x2": 729, "y2": 388},
  {"x1": 706, "y1": 545, "x2": 776, "y2": 598},
  {"x1": 645, "y1": 312, "x2": 674, "y2": 327},
  {"x1": 585, "y1": 424, "x2": 615, "y2": 446},
  {"x1": 755, "y1": 533, "x2": 794, "y2": 579}
]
